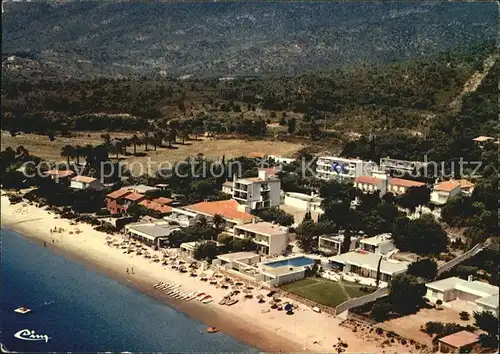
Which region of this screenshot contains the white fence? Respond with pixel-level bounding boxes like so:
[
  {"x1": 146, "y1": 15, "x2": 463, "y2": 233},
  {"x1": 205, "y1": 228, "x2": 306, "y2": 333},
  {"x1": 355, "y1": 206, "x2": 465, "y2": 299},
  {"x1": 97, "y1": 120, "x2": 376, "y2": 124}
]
[
  {"x1": 437, "y1": 243, "x2": 484, "y2": 276},
  {"x1": 334, "y1": 287, "x2": 389, "y2": 316}
]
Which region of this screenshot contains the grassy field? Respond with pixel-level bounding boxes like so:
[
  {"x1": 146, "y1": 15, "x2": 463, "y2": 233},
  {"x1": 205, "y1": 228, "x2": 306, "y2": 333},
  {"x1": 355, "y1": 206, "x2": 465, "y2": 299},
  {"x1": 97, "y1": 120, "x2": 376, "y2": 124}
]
[
  {"x1": 281, "y1": 278, "x2": 371, "y2": 308},
  {"x1": 1, "y1": 131, "x2": 304, "y2": 175}
]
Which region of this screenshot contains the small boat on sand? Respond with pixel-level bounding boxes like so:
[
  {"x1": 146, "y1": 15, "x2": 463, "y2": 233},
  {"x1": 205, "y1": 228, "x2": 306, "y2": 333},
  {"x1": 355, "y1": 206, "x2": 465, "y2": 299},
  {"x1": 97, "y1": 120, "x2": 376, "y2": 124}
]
[
  {"x1": 198, "y1": 295, "x2": 210, "y2": 302},
  {"x1": 196, "y1": 293, "x2": 206, "y2": 299},
  {"x1": 185, "y1": 294, "x2": 197, "y2": 302},
  {"x1": 312, "y1": 306, "x2": 321, "y2": 313},
  {"x1": 14, "y1": 306, "x2": 31, "y2": 314},
  {"x1": 226, "y1": 299, "x2": 238, "y2": 306},
  {"x1": 219, "y1": 297, "x2": 228, "y2": 305},
  {"x1": 207, "y1": 327, "x2": 219, "y2": 333},
  {"x1": 202, "y1": 297, "x2": 213, "y2": 304}
]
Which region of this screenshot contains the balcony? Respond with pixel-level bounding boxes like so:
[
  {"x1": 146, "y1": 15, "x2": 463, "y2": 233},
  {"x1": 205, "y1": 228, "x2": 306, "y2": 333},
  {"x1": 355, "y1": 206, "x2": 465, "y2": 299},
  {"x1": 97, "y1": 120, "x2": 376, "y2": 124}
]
[
  {"x1": 253, "y1": 237, "x2": 270, "y2": 246},
  {"x1": 233, "y1": 185, "x2": 248, "y2": 192}
]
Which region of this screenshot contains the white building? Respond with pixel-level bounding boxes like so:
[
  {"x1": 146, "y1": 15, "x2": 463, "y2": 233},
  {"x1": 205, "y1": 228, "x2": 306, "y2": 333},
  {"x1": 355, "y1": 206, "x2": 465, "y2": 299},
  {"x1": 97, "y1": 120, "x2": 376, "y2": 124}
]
[
  {"x1": 222, "y1": 181, "x2": 233, "y2": 195},
  {"x1": 70, "y1": 175, "x2": 104, "y2": 191},
  {"x1": 379, "y1": 157, "x2": 429, "y2": 174},
  {"x1": 283, "y1": 192, "x2": 324, "y2": 214},
  {"x1": 387, "y1": 178, "x2": 425, "y2": 195},
  {"x1": 425, "y1": 277, "x2": 499, "y2": 316},
  {"x1": 316, "y1": 156, "x2": 369, "y2": 182},
  {"x1": 431, "y1": 180, "x2": 462, "y2": 205},
  {"x1": 318, "y1": 233, "x2": 362, "y2": 255},
  {"x1": 125, "y1": 221, "x2": 181, "y2": 248},
  {"x1": 359, "y1": 234, "x2": 396, "y2": 255},
  {"x1": 233, "y1": 221, "x2": 292, "y2": 256},
  {"x1": 164, "y1": 207, "x2": 199, "y2": 227},
  {"x1": 329, "y1": 251, "x2": 409, "y2": 283},
  {"x1": 232, "y1": 169, "x2": 280, "y2": 210},
  {"x1": 354, "y1": 175, "x2": 387, "y2": 195},
  {"x1": 122, "y1": 184, "x2": 161, "y2": 195}
]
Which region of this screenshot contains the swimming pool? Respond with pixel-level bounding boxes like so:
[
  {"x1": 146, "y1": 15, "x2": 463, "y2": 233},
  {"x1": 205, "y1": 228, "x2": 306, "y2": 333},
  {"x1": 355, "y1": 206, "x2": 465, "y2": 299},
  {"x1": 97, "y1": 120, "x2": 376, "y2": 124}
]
[{"x1": 264, "y1": 256, "x2": 315, "y2": 268}]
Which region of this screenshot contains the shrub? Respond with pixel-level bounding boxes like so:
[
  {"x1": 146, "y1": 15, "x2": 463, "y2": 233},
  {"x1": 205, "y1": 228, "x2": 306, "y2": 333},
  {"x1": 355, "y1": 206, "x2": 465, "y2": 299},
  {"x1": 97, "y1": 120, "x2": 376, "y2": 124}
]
[{"x1": 425, "y1": 321, "x2": 445, "y2": 335}]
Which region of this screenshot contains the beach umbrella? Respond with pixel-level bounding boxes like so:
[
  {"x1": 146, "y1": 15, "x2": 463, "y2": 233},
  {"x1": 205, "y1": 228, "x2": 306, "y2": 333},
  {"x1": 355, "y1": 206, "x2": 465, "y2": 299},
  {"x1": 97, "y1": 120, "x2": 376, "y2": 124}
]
[
  {"x1": 106, "y1": 236, "x2": 112, "y2": 240},
  {"x1": 200, "y1": 272, "x2": 207, "y2": 278},
  {"x1": 243, "y1": 289, "x2": 252, "y2": 295},
  {"x1": 284, "y1": 303, "x2": 293, "y2": 312},
  {"x1": 152, "y1": 254, "x2": 159, "y2": 259},
  {"x1": 273, "y1": 297, "x2": 281, "y2": 302},
  {"x1": 256, "y1": 294, "x2": 264, "y2": 300}
]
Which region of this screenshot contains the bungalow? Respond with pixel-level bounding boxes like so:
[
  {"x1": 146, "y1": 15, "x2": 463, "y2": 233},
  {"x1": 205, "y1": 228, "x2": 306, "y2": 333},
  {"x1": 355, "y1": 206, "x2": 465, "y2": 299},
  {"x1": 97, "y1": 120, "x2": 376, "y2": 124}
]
[
  {"x1": 44, "y1": 169, "x2": 75, "y2": 184},
  {"x1": 106, "y1": 188, "x2": 132, "y2": 214},
  {"x1": 387, "y1": 178, "x2": 425, "y2": 195},
  {"x1": 268, "y1": 154, "x2": 295, "y2": 165},
  {"x1": 164, "y1": 207, "x2": 200, "y2": 228},
  {"x1": 430, "y1": 180, "x2": 461, "y2": 205},
  {"x1": 318, "y1": 233, "x2": 362, "y2": 255},
  {"x1": 70, "y1": 175, "x2": 104, "y2": 191},
  {"x1": 138, "y1": 200, "x2": 173, "y2": 216},
  {"x1": 359, "y1": 233, "x2": 396, "y2": 255},
  {"x1": 184, "y1": 199, "x2": 255, "y2": 231},
  {"x1": 329, "y1": 250, "x2": 409, "y2": 283},
  {"x1": 124, "y1": 221, "x2": 181, "y2": 248},
  {"x1": 233, "y1": 221, "x2": 292, "y2": 256},
  {"x1": 354, "y1": 175, "x2": 386, "y2": 195},
  {"x1": 283, "y1": 192, "x2": 324, "y2": 214},
  {"x1": 425, "y1": 277, "x2": 499, "y2": 316},
  {"x1": 151, "y1": 197, "x2": 173, "y2": 206},
  {"x1": 437, "y1": 331, "x2": 480, "y2": 353}
]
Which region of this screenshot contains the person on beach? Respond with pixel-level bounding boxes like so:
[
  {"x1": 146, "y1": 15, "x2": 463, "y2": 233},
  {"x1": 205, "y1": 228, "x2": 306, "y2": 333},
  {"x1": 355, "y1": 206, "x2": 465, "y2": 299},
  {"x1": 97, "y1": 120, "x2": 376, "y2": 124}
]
[
  {"x1": 44, "y1": 241, "x2": 47, "y2": 247},
  {"x1": 131, "y1": 268, "x2": 134, "y2": 274},
  {"x1": 126, "y1": 268, "x2": 129, "y2": 274}
]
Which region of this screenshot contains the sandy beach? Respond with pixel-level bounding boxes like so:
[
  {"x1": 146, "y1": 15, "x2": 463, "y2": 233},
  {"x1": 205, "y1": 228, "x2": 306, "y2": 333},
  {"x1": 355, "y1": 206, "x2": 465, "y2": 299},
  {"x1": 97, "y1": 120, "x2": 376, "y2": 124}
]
[{"x1": 1, "y1": 194, "x2": 412, "y2": 353}]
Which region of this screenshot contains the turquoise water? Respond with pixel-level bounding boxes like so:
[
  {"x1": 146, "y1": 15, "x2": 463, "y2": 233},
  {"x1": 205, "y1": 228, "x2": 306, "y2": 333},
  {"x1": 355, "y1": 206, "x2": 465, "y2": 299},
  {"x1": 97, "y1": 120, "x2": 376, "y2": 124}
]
[
  {"x1": 264, "y1": 256, "x2": 315, "y2": 268},
  {"x1": 1, "y1": 228, "x2": 257, "y2": 352}
]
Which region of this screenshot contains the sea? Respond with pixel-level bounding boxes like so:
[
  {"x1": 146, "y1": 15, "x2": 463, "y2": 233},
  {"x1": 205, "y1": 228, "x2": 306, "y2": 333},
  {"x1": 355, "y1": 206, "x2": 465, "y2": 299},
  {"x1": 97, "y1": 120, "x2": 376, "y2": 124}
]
[{"x1": 1, "y1": 228, "x2": 257, "y2": 352}]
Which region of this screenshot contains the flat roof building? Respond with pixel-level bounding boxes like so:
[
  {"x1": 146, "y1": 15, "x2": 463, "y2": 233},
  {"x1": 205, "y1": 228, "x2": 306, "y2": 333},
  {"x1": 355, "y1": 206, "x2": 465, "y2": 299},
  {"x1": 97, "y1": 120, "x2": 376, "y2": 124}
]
[
  {"x1": 426, "y1": 277, "x2": 499, "y2": 316},
  {"x1": 125, "y1": 221, "x2": 181, "y2": 248},
  {"x1": 233, "y1": 221, "x2": 291, "y2": 256},
  {"x1": 329, "y1": 250, "x2": 409, "y2": 283}
]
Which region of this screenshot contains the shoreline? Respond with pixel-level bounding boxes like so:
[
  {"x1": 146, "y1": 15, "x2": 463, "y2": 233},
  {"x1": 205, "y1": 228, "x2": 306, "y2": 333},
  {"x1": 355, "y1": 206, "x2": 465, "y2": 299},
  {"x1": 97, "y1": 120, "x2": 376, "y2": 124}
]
[{"x1": 1, "y1": 195, "x2": 409, "y2": 353}]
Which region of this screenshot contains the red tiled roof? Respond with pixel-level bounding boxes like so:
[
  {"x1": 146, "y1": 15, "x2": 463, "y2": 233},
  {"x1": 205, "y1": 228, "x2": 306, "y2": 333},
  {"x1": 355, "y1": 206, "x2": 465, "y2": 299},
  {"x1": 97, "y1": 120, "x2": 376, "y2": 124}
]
[
  {"x1": 438, "y1": 331, "x2": 479, "y2": 348},
  {"x1": 389, "y1": 178, "x2": 425, "y2": 188},
  {"x1": 152, "y1": 197, "x2": 173, "y2": 205},
  {"x1": 45, "y1": 170, "x2": 75, "y2": 178},
  {"x1": 355, "y1": 176, "x2": 382, "y2": 185},
  {"x1": 248, "y1": 152, "x2": 266, "y2": 158},
  {"x1": 71, "y1": 175, "x2": 97, "y2": 183},
  {"x1": 139, "y1": 200, "x2": 173, "y2": 214},
  {"x1": 185, "y1": 199, "x2": 254, "y2": 223},
  {"x1": 124, "y1": 192, "x2": 145, "y2": 202},
  {"x1": 106, "y1": 189, "x2": 131, "y2": 199},
  {"x1": 434, "y1": 180, "x2": 461, "y2": 192},
  {"x1": 458, "y1": 179, "x2": 475, "y2": 189}
]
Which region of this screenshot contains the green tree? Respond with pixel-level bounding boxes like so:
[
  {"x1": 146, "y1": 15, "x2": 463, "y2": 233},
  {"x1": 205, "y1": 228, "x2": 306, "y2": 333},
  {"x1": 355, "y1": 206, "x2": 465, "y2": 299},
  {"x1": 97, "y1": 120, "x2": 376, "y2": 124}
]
[
  {"x1": 407, "y1": 258, "x2": 438, "y2": 280},
  {"x1": 287, "y1": 117, "x2": 296, "y2": 134},
  {"x1": 60, "y1": 144, "x2": 75, "y2": 165},
  {"x1": 296, "y1": 219, "x2": 316, "y2": 252},
  {"x1": 392, "y1": 214, "x2": 447, "y2": 255},
  {"x1": 473, "y1": 311, "x2": 499, "y2": 348},
  {"x1": 389, "y1": 274, "x2": 426, "y2": 315},
  {"x1": 212, "y1": 213, "x2": 225, "y2": 236}
]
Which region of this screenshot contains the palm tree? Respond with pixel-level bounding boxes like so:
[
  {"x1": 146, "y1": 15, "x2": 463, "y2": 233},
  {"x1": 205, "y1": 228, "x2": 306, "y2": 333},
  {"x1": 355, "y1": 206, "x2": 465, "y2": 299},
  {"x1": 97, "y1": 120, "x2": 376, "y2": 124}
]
[
  {"x1": 131, "y1": 134, "x2": 139, "y2": 155},
  {"x1": 142, "y1": 133, "x2": 149, "y2": 151},
  {"x1": 151, "y1": 132, "x2": 163, "y2": 151},
  {"x1": 165, "y1": 128, "x2": 176, "y2": 147},
  {"x1": 121, "y1": 138, "x2": 131, "y2": 155},
  {"x1": 196, "y1": 215, "x2": 209, "y2": 229},
  {"x1": 75, "y1": 145, "x2": 84, "y2": 165},
  {"x1": 60, "y1": 145, "x2": 75, "y2": 165},
  {"x1": 100, "y1": 133, "x2": 111, "y2": 146},
  {"x1": 110, "y1": 139, "x2": 122, "y2": 159},
  {"x1": 212, "y1": 214, "x2": 225, "y2": 235}
]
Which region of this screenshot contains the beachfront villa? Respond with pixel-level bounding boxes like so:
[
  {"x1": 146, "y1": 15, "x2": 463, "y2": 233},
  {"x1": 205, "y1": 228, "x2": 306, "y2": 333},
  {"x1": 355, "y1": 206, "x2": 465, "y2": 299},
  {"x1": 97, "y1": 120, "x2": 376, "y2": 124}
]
[
  {"x1": 329, "y1": 250, "x2": 409, "y2": 283},
  {"x1": 213, "y1": 252, "x2": 315, "y2": 286},
  {"x1": 125, "y1": 221, "x2": 181, "y2": 248},
  {"x1": 386, "y1": 178, "x2": 425, "y2": 195},
  {"x1": 70, "y1": 175, "x2": 104, "y2": 191},
  {"x1": 164, "y1": 207, "x2": 200, "y2": 227},
  {"x1": 358, "y1": 233, "x2": 395, "y2": 255},
  {"x1": 232, "y1": 169, "x2": 281, "y2": 210},
  {"x1": 184, "y1": 199, "x2": 255, "y2": 231},
  {"x1": 425, "y1": 277, "x2": 499, "y2": 316},
  {"x1": 233, "y1": 221, "x2": 293, "y2": 256},
  {"x1": 318, "y1": 233, "x2": 362, "y2": 256}
]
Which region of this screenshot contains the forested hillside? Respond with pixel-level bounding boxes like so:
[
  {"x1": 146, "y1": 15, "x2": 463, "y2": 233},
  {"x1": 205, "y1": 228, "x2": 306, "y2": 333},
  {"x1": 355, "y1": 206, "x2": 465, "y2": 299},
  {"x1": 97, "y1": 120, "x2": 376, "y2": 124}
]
[
  {"x1": 2, "y1": 1, "x2": 496, "y2": 76},
  {"x1": 2, "y1": 41, "x2": 496, "y2": 138}
]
